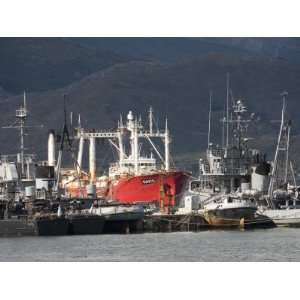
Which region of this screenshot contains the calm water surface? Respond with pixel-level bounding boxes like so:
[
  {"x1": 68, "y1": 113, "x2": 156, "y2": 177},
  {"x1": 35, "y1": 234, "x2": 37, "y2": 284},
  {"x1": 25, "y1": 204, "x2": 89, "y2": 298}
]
[{"x1": 1, "y1": 227, "x2": 300, "y2": 261}]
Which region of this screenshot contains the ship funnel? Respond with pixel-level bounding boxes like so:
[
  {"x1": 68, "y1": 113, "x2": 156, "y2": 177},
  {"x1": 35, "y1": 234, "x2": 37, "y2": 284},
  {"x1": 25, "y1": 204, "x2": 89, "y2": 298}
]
[{"x1": 48, "y1": 130, "x2": 56, "y2": 167}]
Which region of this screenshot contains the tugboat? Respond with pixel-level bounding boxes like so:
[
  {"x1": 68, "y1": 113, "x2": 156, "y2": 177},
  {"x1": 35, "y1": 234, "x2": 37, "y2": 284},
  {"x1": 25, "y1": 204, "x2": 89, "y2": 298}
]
[{"x1": 203, "y1": 192, "x2": 274, "y2": 228}]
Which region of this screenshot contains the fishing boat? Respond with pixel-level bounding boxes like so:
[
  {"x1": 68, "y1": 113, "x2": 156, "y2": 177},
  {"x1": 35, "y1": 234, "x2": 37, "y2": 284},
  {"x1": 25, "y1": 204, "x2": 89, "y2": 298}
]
[
  {"x1": 258, "y1": 93, "x2": 300, "y2": 226},
  {"x1": 64, "y1": 107, "x2": 189, "y2": 211},
  {"x1": 196, "y1": 91, "x2": 271, "y2": 202},
  {"x1": 203, "y1": 193, "x2": 256, "y2": 226},
  {"x1": 180, "y1": 77, "x2": 274, "y2": 227}
]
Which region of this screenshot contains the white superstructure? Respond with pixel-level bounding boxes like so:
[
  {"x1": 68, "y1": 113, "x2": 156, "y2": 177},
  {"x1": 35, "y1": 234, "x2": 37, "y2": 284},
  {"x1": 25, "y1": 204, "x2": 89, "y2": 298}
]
[{"x1": 74, "y1": 107, "x2": 171, "y2": 182}]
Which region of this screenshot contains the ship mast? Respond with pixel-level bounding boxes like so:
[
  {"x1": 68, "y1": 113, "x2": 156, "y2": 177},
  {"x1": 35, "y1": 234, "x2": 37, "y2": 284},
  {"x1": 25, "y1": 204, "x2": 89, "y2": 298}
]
[
  {"x1": 134, "y1": 119, "x2": 139, "y2": 175},
  {"x1": 226, "y1": 73, "x2": 230, "y2": 148},
  {"x1": 76, "y1": 114, "x2": 84, "y2": 174},
  {"x1": 268, "y1": 92, "x2": 288, "y2": 206},
  {"x1": 285, "y1": 120, "x2": 291, "y2": 183},
  {"x1": 118, "y1": 115, "x2": 125, "y2": 168},
  {"x1": 208, "y1": 91, "x2": 212, "y2": 148},
  {"x1": 18, "y1": 91, "x2": 27, "y2": 175},
  {"x1": 2, "y1": 91, "x2": 45, "y2": 181},
  {"x1": 2, "y1": 91, "x2": 28, "y2": 177},
  {"x1": 55, "y1": 96, "x2": 74, "y2": 191},
  {"x1": 165, "y1": 118, "x2": 170, "y2": 171},
  {"x1": 222, "y1": 105, "x2": 225, "y2": 148},
  {"x1": 73, "y1": 107, "x2": 171, "y2": 176},
  {"x1": 149, "y1": 106, "x2": 153, "y2": 135}
]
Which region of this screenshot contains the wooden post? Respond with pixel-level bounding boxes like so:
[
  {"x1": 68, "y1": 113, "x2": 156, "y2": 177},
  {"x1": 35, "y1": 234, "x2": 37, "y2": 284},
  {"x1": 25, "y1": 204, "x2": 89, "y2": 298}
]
[{"x1": 239, "y1": 218, "x2": 245, "y2": 230}]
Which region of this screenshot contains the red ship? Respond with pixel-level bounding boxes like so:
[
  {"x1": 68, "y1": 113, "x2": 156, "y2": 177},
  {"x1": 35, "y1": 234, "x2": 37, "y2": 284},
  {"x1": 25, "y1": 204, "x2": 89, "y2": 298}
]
[
  {"x1": 107, "y1": 171, "x2": 189, "y2": 207},
  {"x1": 63, "y1": 108, "x2": 190, "y2": 209}
]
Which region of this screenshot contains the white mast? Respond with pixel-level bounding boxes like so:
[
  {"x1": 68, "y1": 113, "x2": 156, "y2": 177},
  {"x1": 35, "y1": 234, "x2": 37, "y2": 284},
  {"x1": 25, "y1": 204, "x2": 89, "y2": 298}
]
[
  {"x1": 118, "y1": 127, "x2": 124, "y2": 168},
  {"x1": 226, "y1": 73, "x2": 230, "y2": 148},
  {"x1": 127, "y1": 111, "x2": 135, "y2": 159},
  {"x1": 77, "y1": 136, "x2": 84, "y2": 173},
  {"x1": 89, "y1": 137, "x2": 96, "y2": 183},
  {"x1": 12, "y1": 90, "x2": 28, "y2": 176},
  {"x1": 70, "y1": 112, "x2": 73, "y2": 127},
  {"x1": 290, "y1": 161, "x2": 297, "y2": 187},
  {"x1": 208, "y1": 91, "x2": 212, "y2": 148},
  {"x1": 48, "y1": 130, "x2": 56, "y2": 167},
  {"x1": 134, "y1": 119, "x2": 139, "y2": 175},
  {"x1": 149, "y1": 106, "x2": 153, "y2": 135},
  {"x1": 165, "y1": 118, "x2": 170, "y2": 171},
  {"x1": 127, "y1": 111, "x2": 139, "y2": 174},
  {"x1": 268, "y1": 94, "x2": 287, "y2": 204},
  {"x1": 23, "y1": 90, "x2": 26, "y2": 110},
  {"x1": 78, "y1": 114, "x2": 81, "y2": 128},
  {"x1": 284, "y1": 120, "x2": 291, "y2": 183},
  {"x1": 120, "y1": 114, "x2": 123, "y2": 127},
  {"x1": 76, "y1": 114, "x2": 84, "y2": 174},
  {"x1": 118, "y1": 114, "x2": 125, "y2": 168},
  {"x1": 221, "y1": 106, "x2": 225, "y2": 148},
  {"x1": 21, "y1": 91, "x2": 27, "y2": 175}
]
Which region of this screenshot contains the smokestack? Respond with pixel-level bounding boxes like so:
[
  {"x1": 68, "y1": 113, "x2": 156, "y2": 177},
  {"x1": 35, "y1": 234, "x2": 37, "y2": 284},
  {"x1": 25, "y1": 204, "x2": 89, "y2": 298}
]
[{"x1": 48, "y1": 130, "x2": 56, "y2": 167}]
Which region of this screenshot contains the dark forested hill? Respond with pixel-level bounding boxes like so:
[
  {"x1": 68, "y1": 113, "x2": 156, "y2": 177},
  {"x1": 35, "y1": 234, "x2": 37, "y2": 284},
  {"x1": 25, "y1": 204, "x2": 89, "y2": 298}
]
[
  {"x1": 68, "y1": 37, "x2": 300, "y2": 64},
  {"x1": 0, "y1": 38, "x2": 129, "y2": 94},
  {"x1": 1, "y1": 47, "x2": 300, "y2": 172}
]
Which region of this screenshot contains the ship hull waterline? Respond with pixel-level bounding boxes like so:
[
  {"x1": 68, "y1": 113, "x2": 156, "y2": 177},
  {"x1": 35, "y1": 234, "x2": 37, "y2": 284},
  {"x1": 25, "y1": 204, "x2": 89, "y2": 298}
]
[
  {"x1": 66, "y1": 171, "x2": 190, "y2": 207},
  {"x1": 204, "y1": 207, "x2": 275, "y2": 229},
  {"x1": 108, "y1": 171, "x2": 189, "y2": 206}
]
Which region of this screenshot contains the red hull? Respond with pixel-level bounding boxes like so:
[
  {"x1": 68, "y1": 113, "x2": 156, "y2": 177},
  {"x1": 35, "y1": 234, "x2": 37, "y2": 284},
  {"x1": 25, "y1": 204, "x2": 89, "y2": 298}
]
[{"x1": 107, "y1": 171, "x2": 190, "y2": 206}]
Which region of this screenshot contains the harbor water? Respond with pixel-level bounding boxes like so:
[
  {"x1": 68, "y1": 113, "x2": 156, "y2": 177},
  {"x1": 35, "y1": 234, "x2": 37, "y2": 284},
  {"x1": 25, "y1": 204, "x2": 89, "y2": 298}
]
[{"x1": 1, "y1": 227, "x2": 300, "y2": 261}]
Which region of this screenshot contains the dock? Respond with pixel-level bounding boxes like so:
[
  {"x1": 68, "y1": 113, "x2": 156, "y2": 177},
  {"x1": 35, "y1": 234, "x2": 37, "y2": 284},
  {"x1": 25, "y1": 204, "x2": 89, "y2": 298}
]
[
  {"x1": 0, "y1": 217, "x2": 35, "y2": 237},
  {"x1": 3, "y1": 209, "x2": 300, "y2": 237},
  {"x1": 144, "y1": 213, "x2": 210, "y2": 232}
]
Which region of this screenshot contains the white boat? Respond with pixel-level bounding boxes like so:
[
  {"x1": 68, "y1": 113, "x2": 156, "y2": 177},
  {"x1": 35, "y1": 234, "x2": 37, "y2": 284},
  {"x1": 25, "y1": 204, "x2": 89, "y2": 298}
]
[
  {"x1": 89, "y1": 203, "x2": 144, "y2": 221},
  {"x1": 258, "y1": 208, "x2": 300, "y2": 226},
  {"x1": 203, "y1": 193, "x2": 258, "y2": 227}
]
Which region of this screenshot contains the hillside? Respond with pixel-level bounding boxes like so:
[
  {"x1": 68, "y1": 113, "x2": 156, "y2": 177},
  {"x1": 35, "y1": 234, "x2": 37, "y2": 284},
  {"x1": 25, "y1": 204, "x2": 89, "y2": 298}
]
[
  {"x1": 70, "y1": 37, "x2": 300, "y2": 64},
  {"x1": 1, "y1": 51, "x2": 300, "y2": 173},
  {"x1": 0, "y1": 38, "x2": 130, "y2": 93}
]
